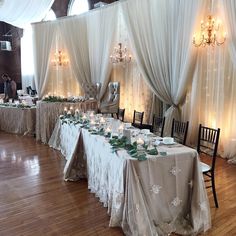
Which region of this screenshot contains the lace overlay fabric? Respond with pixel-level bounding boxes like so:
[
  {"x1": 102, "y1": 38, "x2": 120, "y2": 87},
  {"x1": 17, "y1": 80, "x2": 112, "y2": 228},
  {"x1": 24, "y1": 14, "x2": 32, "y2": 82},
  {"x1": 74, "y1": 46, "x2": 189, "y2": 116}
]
[
  {"x1": 49, "y1": 118, "x2": 211, "y2": 235},
  {"x1": 0, "y1": 106, "x2": 36, "y2": 135}
]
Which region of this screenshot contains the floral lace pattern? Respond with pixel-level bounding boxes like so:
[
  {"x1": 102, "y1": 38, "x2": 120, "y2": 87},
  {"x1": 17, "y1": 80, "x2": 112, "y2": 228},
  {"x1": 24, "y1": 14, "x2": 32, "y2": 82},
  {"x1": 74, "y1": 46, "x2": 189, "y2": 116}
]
[
  {"x1": 151, "y1": 185, "x2": 162, "y2": 194},
  {"x1": 170, "y1": 166, "x2": 181, "y2": 176},
  {"x1": 171, "y1": 197, "x2": 182, "y2": 207}
]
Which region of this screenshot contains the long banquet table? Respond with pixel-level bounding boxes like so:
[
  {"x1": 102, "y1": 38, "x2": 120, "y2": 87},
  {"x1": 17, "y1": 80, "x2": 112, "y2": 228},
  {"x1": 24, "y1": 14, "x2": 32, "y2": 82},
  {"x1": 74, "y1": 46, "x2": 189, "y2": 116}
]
[
  {"x1": 0, "y1": 105, "x2": 36, "y2": 135},
  {"x1": 49, "y1": 118, "x2": 211, "y2": 236},
  {"x1": 36, "y1": 100, "x2": 98, "y2": 143}
]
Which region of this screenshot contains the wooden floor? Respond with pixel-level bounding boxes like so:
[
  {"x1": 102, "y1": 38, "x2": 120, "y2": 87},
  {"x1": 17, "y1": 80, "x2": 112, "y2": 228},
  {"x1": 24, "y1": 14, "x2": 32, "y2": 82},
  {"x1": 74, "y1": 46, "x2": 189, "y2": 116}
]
[{"x1": 0, "y1": 132, "x2": 235, "y2": 236}]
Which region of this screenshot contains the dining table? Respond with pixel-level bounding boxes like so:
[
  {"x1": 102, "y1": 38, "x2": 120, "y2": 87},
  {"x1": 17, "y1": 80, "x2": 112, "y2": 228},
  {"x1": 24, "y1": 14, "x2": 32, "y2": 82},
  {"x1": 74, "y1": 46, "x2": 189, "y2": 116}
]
[
  {"x1": 36, "y1": 99, "x2": 98, "y2": 143},
  {"x1": 0, "y1": 104, "x2": 36, "y2": 135},
  {"x1": 49, "y1": 115, "x2": 211, "y2": 236}
]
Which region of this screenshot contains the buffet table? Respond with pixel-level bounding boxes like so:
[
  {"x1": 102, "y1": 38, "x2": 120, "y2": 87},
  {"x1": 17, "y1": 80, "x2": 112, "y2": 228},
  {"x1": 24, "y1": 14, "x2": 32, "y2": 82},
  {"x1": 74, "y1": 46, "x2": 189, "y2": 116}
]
[
  {"x1": 36, "y1": 100, "x2": 98, "y2": 143},
  {"x1": 49, "y1": 118, "x2": 211, "y2": 236},
  {"x1": 0, "y1": 105, "x2": 36, "y2": 135}
]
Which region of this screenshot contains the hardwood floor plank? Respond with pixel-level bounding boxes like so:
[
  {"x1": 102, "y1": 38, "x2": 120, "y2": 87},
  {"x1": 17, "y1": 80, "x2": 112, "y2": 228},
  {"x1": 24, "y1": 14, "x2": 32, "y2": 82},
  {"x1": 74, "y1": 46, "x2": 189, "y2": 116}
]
[{"x1": 0, "y1": 131, "x2": 236, "y2": 235}]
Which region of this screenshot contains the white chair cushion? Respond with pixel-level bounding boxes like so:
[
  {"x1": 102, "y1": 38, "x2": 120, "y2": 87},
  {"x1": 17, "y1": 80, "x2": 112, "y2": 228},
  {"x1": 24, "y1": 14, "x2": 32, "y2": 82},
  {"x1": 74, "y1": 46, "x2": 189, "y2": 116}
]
[{"x1": 200, "y1": 162, "x2": 211, "y2": 173}]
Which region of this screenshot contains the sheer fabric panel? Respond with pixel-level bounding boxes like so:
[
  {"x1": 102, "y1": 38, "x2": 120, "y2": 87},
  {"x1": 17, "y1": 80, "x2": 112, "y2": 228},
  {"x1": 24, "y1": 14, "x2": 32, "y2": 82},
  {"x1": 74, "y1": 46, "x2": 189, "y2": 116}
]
[
  {"x1": 222, "y1": 0, "x2": 236, "y2": 69},
  {"x1": 60, "y1": 15, "x2": 91, "y2": 87},
  {"x1": 87, "y1": 4, "x2": 118, "y2": 100},
  {"x1": 32, "y1": 21, "x2": 57, "y2": 99},
  {"x1": 0, "y1": 0, "x2": 54, "y2": 28},
  {"x1": 121, "y1": 0, "x2": 206, "y2": 134}
]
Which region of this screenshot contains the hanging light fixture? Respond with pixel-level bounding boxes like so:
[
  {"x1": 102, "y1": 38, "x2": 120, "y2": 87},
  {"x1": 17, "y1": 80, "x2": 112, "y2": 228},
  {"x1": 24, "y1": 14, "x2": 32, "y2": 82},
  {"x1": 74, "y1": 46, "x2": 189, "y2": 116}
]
[
  {"x1": 110, "y1": 43, "x2": 131, "y2": 65},
  {"x1": 52, "y1": 50, "x2": 69, "y2": 66},
  {"x1": 193, "y1": 15, "x2": 226, "y2": 47}
]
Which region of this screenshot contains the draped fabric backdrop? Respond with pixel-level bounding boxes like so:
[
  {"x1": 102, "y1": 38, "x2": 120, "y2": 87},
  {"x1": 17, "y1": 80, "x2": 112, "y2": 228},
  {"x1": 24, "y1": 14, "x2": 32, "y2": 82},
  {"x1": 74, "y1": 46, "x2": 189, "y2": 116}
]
[
  {"x1": 0, "y1": 0, "x2": 54, "y2": 28},
  {"x1": 222, "y1": 0, "x2": 236, "y2": 69},
  {"x1": 87, "y1": 4, "x2": 118, "y2": 100},
  {"x1": 121, "y1": 0, "x2": 206, "y2": 135},
  {"x1": 60, "y1": 15, "x2": 91, "y2": 88},
  {"x1": 181, "y1": 0, "x2": 236, "y2": 164},
  {"x1": 30, "y1": 0, "x2": 236, "y2": 163},
  {"x1": 32, "y1": 21, "x2": 57, "y2": 99},
  {"x1": 110, "y1": 6, "x2": 155, "y2": 123}
]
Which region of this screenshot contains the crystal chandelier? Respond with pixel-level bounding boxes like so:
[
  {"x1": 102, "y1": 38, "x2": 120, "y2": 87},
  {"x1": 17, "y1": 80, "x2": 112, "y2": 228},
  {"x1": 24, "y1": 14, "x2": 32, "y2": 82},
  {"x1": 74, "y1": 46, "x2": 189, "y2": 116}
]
[
  {"x1": 193, "y1": 15, "x2": 226, "y2": 47},
  {"x1": 52, "y1": 50, "x2": 69, "y2": 66},
  {"x1": 110, "y1": 43, "x2": 131, "y2": 65}
]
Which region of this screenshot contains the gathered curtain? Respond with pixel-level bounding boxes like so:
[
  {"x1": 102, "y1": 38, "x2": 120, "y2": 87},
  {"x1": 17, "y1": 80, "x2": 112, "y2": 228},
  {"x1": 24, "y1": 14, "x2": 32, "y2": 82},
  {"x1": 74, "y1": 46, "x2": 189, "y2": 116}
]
[
  {"x1": 87, "y1": 4, "x2": 118, "y2": 100},
  {"x1": 121, "y1": 0, "x2": 206, "y2": 134},
  {"x1": 0, "y1": 0, "x2": 54, "y2": 28},
  {"x1": 60, "y1": 15, "x2": 91, "y2": 87},
  {"x1": 181, "y1": 0, "x2": 236, "y2": 164},
  {"x1": 222, "y1": 0, "x2": 236, "y2": 69},
  {"x1": 32, "y1": 21, "x2": 57, "y2": 99}
]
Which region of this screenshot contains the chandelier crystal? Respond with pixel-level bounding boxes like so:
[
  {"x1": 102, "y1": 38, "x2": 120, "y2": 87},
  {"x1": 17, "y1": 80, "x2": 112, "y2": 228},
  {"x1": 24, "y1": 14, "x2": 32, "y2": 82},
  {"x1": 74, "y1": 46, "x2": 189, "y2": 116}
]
[
  {"x1": 193, "y1": 15, "x2": 226, "y2": 47},
  {"x1": 110, "y1": 43, "x2": 131, "y2": 65},
  {"x1": 52, "y1": 50, "x2": 69, "y2": 66}
]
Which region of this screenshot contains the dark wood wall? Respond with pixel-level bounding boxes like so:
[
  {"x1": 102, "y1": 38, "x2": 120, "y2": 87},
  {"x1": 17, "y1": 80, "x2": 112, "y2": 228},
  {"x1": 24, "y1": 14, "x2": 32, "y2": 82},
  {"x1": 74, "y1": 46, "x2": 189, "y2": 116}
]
[{"x1": 0, "y1": 0, "x2": 117, "y2": 93}]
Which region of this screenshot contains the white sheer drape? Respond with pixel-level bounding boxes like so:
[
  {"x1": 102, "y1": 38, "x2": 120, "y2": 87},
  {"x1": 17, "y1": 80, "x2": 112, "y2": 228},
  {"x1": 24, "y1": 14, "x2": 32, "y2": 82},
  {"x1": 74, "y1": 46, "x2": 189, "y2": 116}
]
[
  {"x1": 121, "y1": 0, "x2": 205, "y2": 134},
  {"x1": 0, "y1": 0, "x2": 54, "y2": 28},
  {"x1": 222, "y1": 0, "x2": 236, "y2": 69},
  {"x1": 87, "y1": 4, "x2": 118, "y2": 100},
  {"x1": 110, "y1": 7, "x2": 154, "y2": 123},
  {"x1": 32, "y1": 21, "x2": 57, "y2": 98},
  {"x1": 181, "y1": 0, "x2": 236, "y2": 164},
  {"x1": 183, "y1": 45, "x2": 236, "y2": 164},
  {"x1": 60, "y1": 15, "x2": 91, "y2": 87}
]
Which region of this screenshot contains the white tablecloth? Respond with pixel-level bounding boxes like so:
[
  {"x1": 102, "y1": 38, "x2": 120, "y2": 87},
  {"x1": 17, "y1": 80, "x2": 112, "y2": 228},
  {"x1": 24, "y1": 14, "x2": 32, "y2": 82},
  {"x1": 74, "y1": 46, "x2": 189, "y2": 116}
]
[
  {"x1": 36, "y1": 100, "x2": 97, "y2": 144},
  {"x1": 0, "y1": 106, "x2": 36, "y2": 135},
  {"x1": 49, "y1": 119, "x2": 211, "y2": 236}
]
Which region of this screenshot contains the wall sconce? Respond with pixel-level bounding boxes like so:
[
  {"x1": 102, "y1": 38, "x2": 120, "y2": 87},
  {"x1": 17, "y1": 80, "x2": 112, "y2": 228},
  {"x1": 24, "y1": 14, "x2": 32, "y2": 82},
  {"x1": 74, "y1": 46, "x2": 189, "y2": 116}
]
[
  {"x1": 193, "y1": 15, "x2": 226, "y2": 47},
  {"x1": 52, "y1": 50, "x2": 69, "y2": 66}
]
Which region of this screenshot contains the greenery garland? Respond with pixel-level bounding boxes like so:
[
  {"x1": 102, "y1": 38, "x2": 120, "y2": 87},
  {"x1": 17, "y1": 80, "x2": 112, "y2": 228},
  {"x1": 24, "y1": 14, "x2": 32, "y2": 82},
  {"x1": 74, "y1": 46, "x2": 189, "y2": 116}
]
[
  {"x1": 42, "y1": 96, "x2": 67, "y2": 103},
  {"x1": 59, "y1": 115, "x2": 162, "y2": 161},
  {"x1": 0, "y1": 103, "x2": 35, "y2": 109}
]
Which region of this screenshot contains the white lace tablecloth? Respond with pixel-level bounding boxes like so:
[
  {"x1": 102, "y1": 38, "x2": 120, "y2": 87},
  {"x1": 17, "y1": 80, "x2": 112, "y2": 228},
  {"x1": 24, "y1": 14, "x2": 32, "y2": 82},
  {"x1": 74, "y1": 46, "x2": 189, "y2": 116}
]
[
  {"x1": 0, "y1": 106, "x2": 36, "y2": 135},
  {"x1": 49, "y1": 119, "x2": 211, "y2": 236},
  {"x1": 36, "y1": 100, "x2": 98, "y2": 144}
]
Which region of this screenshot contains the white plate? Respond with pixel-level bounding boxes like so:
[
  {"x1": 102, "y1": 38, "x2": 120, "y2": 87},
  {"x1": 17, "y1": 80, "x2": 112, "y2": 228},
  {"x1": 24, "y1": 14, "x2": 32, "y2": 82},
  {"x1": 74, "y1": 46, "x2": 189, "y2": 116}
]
[
  {"x1": 140, "y1": 129, "x2": 151, "y2": 135},
  {"x1": 162, "y1": 141, "x2": 176, "y2": 145}
]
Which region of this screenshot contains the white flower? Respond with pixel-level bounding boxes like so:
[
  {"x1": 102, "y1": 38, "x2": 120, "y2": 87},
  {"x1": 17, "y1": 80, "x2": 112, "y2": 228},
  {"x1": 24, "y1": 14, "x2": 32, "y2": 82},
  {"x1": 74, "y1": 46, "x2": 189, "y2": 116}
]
[
  {"x1": 171, "y1": 197, "x2": 182, "y2": 207},
  {"x1": 170, "y1": 166, "x2": 181, "y2": 176},
  {"x1": 150, "y1": 185, "x2": 162, "y2": 194}
]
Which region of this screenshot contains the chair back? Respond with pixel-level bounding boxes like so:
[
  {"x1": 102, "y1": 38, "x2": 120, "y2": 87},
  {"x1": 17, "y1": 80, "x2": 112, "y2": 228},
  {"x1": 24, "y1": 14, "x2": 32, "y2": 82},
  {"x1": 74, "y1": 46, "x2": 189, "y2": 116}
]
[
  {"x1": 171, "y1": 119, "x2": 189, "y2": 145},
  {"x1": 197, "y1": 124, "x2": 220, "y2": 171},
  {"x1": 117, "y1": 108, "x2": 125, "y2": 122},
  {"x1": 152, "y1": 115, "x2": 165, "y2": 137},
  {"x1": 132, "y1": 110, "x2": 144, "y2": 125},
  {"x1": 82, "y1": 82, "x2": 101, "y2": 100},
  {"x1": 99, "y1": 82, "x2": 120, "y2": 114}
]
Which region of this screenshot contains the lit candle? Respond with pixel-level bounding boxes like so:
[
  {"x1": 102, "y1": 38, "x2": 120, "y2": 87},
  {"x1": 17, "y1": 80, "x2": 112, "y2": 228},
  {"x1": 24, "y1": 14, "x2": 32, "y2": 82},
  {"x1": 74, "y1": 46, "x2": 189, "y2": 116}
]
[
  {"x1": 100, "y1": 117, "x2": 105, "y2": 124},
  {"x1": 90, "y1": 112, "x2": 94, "y2": 119},
  {"x1": 90, "y1": 120, "x2": 96, "y2": 126},
  {"x1": 105, "y1": 127, "x2": 111, "y2": 133},
  {"x1": 118, "y1": 124, "x2": 124, "y2": 133},
  {"x1": 137, "y1": 137, "x2": 144, "y2": 145},
  {"x1": 82, "y1": 114, "x2": 87, "y2": 121},
  {"x1": 75, "y1": 109, "x2": 79, "y2": 118},
  {"x1": 64, "y1": 107, "x2": 67, "y2": 115}
]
